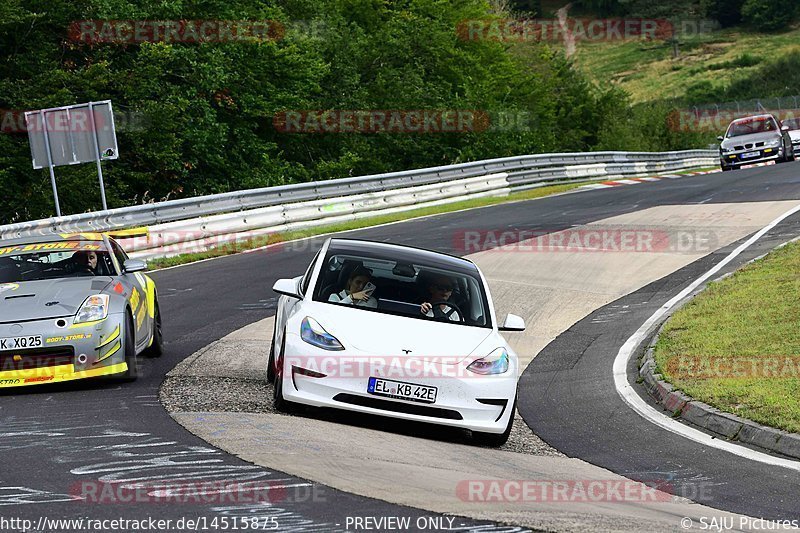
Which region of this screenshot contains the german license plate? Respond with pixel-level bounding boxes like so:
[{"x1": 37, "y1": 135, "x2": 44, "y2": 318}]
[
  {"x1": 367, "y1": 377, "x2": 437, "y2": 404},
  {"x1": 0, "y1": 335, "x2": 42, "y2": 351},
  {"x1": 741, "y1": 151, "x2": 760, "y2": 159}
]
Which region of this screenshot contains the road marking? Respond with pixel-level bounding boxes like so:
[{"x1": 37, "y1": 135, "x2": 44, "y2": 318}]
[{"x1": 613, "y1": 201, "x2": 800, "y2": 471}]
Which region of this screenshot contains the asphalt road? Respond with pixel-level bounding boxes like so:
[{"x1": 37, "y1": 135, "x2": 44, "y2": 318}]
[{"x1": 3, "y1": 161, "x2": 800, "y2": 530}]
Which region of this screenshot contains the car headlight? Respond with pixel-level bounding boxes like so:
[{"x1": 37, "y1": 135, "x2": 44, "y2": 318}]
[
  {"x1": 467, "y1": 347, "x2": 509, "y2": 375},
  {"x1": 765, "y1": 138, "x2": 781, "y2": 148},
  {"x1": 720, "y1": 146, "x2": 734, "y2": 153},
  {"x1": 300, "y1": 317, "x2": 344, "y2": 351},
  {"x1": 75, "y1": 294, "x2": 109, "y2": 324}
]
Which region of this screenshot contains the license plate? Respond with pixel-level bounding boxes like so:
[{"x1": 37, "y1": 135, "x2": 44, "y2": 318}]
[
  {"x1": 0, "y1": 335, "x2": 42, "y2": 351},
  {"x1": 741, "y1": 151, "x2": 760, "y2": 159},
  {"x1": 367, "y1": 377, "x2": 437, "y2": 404}
]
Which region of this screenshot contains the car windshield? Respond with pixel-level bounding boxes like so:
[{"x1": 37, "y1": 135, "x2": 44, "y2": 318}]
[
  {"x1": 783, "y1": 118, "x2": 800, "y2": 130},
  {"x1": 312, "y1": 251, "x2": 491, "y2": 328},
  {"x1": 0, "y1": 241, "x2": 115, "y2": 282},
  {"x1": 727, "y1": 117, "x2": 777, "y2": 137}
]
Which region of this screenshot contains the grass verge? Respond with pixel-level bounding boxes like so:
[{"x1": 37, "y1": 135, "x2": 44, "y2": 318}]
[
  {"x1": 653, "y1": 240, "x2": 800, "y2": 433},
  {"x1": 147, "y1": 180, "x2": 593, "y2": 269}
]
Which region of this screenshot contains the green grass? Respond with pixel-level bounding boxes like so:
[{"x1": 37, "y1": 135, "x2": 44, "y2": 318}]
[
  {"x1": 653, "y1": 241, "x2": 800, "y2": 433},
  {"x1": 572, "y1": 26, "x2": 800, "y2": 103},
  {"x1": 147, "y1": 180, "x2": 592, "y2": 269}
]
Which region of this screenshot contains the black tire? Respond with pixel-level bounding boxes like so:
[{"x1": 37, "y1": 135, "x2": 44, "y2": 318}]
[
  {"x1": 145, "y1": 300, "x2": 163, "y2": 358},
  {"x1": 473, "y1": 397, "x2": 516, "y2": 447},
  {"x1": 267, "y1": 335, "x2": 276, "y2": 383},
  {"x1": 119, "y1": 313, "x2": 139, "y2": 381},
  {"x1": 272, "y1": 329, "x2": 297, "y2": 413}
]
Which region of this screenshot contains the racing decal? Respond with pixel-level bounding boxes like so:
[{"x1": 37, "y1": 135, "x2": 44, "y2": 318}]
[
  {"x1": 96, "y1": 325, "x2": 120, "y2": 350},
  {"x1": 130, "y1": 287, "x2": 141, "y2": 313},
  {"x1": 113, "y1": 282, "x2": 124, "y2": 294},
  {"x1": 95, "y1": 340, "x2": 121, "y2": 364},
  {"x1": 144, "y1": 275, "x2": 156, "y2": 319},
  {"x1": 0, "y1": 242, "x2": 102, "y2": 256},
  {"x1": 46, "y1": 334, "x2": 92, "y2": 344},
  {"x1": 58, "y1": 232, "x2": 104, "y2": 241},
  {"x1": 24, "y1": 376, "x2": 54, "y2": 383},
  {"x1": 0, "y1": 283, "x2": 19, "y2": 294},
  {"x1": 0, "y1": 379, "x2": 21, "y2": 386}
]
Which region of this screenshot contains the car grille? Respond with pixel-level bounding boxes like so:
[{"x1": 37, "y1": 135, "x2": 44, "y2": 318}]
[
  {"x1": 733, "y1": 142, "x2": 765, "y2": 151},
  {"x1": 0, "y1": 347, "x2": 74, "y2": 371},
  {"x1": 333, "y1": 393, "x2": 463, "y2": 420}
]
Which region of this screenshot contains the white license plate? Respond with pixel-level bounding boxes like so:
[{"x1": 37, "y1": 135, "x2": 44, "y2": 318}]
[
  {"x1": 0, "y1": 335, "x2": 43, "y2": 351},
  {"x1": 367, "y1": 377, "x2": 437, "y2": 404},
  {"x1": 741, "y1": 151, "x2": 760, "y2": 159}
]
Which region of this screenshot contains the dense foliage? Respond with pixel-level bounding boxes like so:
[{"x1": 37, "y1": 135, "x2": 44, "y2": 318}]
[{"x1": 0, "y1": 0, "x2": 706, "y2": 222}]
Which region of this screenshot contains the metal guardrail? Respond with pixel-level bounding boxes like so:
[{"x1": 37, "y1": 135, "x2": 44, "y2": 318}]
[{"x1": 0, "y1": 150, "x2": 717, "y2": 240}]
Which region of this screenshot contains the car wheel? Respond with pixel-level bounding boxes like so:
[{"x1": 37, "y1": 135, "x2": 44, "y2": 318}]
[
  {"x1": 272, "y1": 329, "x2": 297, "y2": 414},
  {"x1": 267, "y1": 334, "x2": 276, "y2": 383},
  {"x1": 119, "y1": 313, "x2": 139, "y2": 381},
  {"x1": 145, "y1": 300, "x2": 163, "y2": 358},
  {"x1": 472, "y1": 397, "x2": 516, "y2": 447}
]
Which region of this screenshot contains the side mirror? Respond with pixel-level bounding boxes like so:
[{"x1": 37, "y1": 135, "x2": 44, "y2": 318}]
[
  {"x1": 499, "y1": 313, "x2": 525, "y2": 332},
  {"x1": 717, "y1": 136, "x2": 724, "y2": 142},
  {"x1": 123, "y1": 259, "x2": 147, "y2": 273},
  {"x1": 781, "y1": 125, "x2": 790, "y2": 132},
  {"x1": 273, "y1": 278, "x2": 302, "y2": 299}
]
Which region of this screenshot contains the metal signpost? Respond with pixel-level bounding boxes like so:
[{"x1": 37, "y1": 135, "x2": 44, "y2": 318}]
[{"x1": 25, "y1": 101, "x2": 119, "y2": 216}]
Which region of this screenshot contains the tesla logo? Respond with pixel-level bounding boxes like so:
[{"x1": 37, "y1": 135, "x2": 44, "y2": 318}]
[{"x1": 402, "y1": 349, "x2": 412, "y2": 354}]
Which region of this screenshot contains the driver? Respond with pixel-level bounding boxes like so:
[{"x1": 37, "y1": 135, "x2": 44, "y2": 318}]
[
  {"x1": 420, "y1": 274, "x2": 461, "y2": 322},
  {"x1": 72, "y1": 250, "x2": 99, "y2": 275}
]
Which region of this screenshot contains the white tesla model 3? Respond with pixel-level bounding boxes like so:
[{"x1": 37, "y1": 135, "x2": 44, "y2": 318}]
[{"x1": 269, "y1": 238, "x2": 525, "y2": 446}]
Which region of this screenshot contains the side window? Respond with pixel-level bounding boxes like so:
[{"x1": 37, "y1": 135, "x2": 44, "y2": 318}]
[
  {"x1": 300, "y1": 251, "x2": 321, "y2": 296},
  {"x1": 110, "y1": 240, "x2": 128, "y2": 274}
]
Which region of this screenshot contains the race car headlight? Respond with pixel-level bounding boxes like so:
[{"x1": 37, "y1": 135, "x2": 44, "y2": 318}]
[
  {"x1": 720, "y1": 146, "x2": 734, "y2": 153},
  {"x1": 765, "y1": 138, "x2": 781, "y2": 147},
  {"x1": 300, "y1": 317, "x2": 344, "y2": 351},
  {"x1": 467, "y1": 348, "x2": 509, "y2": 375},
  {"x1": 75, "y1": 294, "x2": 109, "y2": 324}
]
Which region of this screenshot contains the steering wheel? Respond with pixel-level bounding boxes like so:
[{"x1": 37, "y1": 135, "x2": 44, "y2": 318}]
[
  {"x1": 73, "y1": 265, "x2": 95, "y2": 276},
  {"x1": 427, "y1": 300, "x2": 465, "y2": 323}
]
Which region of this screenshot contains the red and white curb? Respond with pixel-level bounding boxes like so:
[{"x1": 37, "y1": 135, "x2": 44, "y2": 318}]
[{"x1": 579, "y1": 161, "x2": 776, "y2": 191}]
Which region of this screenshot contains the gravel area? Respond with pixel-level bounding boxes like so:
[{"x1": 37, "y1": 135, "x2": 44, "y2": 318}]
[{"x1": 160, "y1": 374, "x2": 563, "y2": 457}]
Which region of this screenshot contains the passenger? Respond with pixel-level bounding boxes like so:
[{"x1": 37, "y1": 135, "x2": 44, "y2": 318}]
[
  {"x1": 419, "y1": 274, "x2": 461, "y2": 322},
  {"x1": 328, "y1": 266, "x2": 377, "y2": 308}
]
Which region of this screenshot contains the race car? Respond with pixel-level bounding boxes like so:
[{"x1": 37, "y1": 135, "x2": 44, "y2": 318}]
[
  {"x1": 0, "y1": 233, "x2": 163, "y2": 388},
  {"x1": 718, "y1": 113, "x2": 795, "y2": 171},
  {"x1": 269, "y1": 238, "x2": 526, "y2": 446}
]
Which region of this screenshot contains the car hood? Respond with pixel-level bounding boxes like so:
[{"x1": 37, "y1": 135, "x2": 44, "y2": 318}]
[
  {"x1": 0, "y1": 277, "x2": 113, "y2": 323},
  {"x1": 304, "y1": 302, "x2": 493, "y2": 363},
  {"x1": 790, "y1": 131, "x2": 800, "y2": 142},
  {"x1": 720, "y1": 132, "x2": 781, "y2": 149}
]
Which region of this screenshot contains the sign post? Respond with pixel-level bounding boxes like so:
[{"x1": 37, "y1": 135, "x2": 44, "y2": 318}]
[{"x1": 25, "y1": 101, "x2": 119, "y2": 216}]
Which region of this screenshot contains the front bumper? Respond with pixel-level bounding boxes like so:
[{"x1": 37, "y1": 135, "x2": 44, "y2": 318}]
[
  {"x1": 278, "y1": 333, "x2": 518, "y2": 433},
  {"x1": 0, "y1": 313, "x2": 127, "y2": 388},
  {"x1": 720, "y1": 147, "x2": 782, "y2": 168}
]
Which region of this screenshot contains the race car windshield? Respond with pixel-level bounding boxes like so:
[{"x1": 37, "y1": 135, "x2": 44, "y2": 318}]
[
  {"x1": 783, "y1": 118, "x2": 800, "y2": 130},
  {"x1": 727, "y1": 118, "x2": 777, "y2": 137},
  {"x1": 0, "y1": 241, "x2": 115, "y2": 282},
  {"x1": 313, "y1": 252, "x2": 492, "y2": 328}
]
